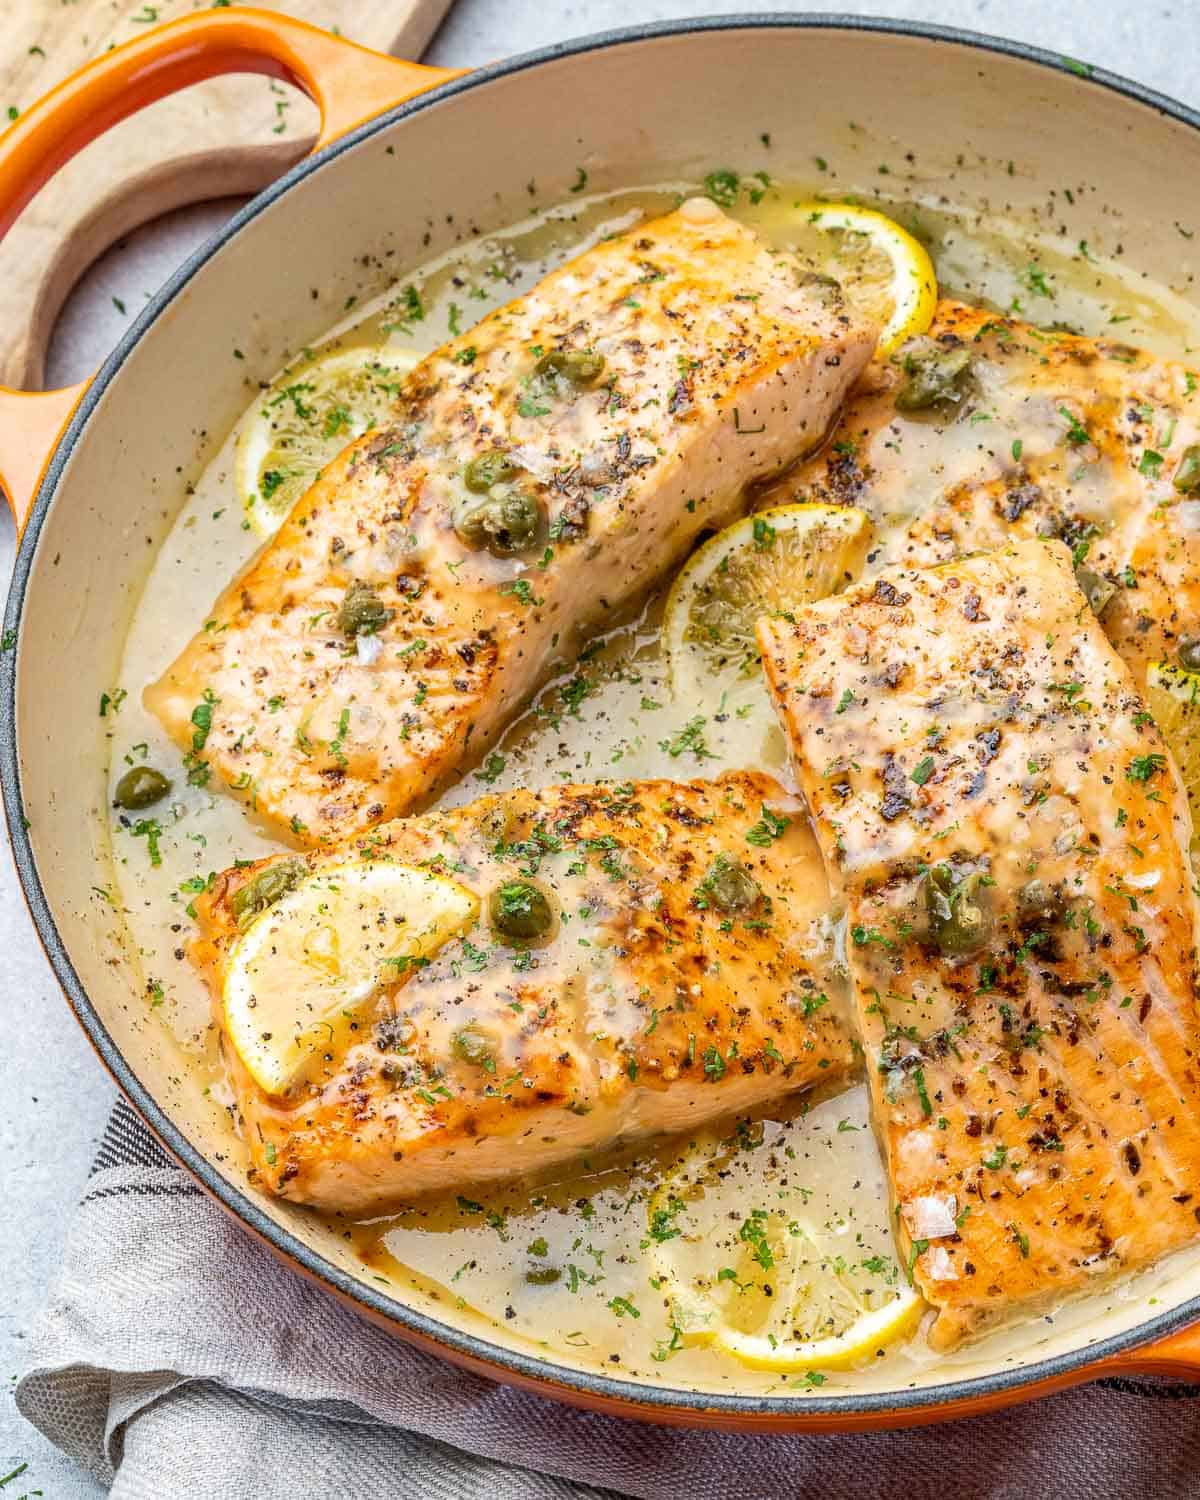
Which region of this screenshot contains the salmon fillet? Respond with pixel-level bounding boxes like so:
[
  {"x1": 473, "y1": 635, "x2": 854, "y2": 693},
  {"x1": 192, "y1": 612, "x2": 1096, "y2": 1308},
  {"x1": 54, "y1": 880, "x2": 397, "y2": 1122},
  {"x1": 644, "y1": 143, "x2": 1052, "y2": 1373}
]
[
  {"x1": 148, "y1": 202, "x2": 875, "y2": 845},
  {"x1": 759, "y1": 538, "x2": 1200, "y2": 1349},
  {"x1": 193, "y1": 772, "x2": 853, "y2": 1214},
  {"x1": 760, "y1": 299, "x2": 1200, "y2": 690}
]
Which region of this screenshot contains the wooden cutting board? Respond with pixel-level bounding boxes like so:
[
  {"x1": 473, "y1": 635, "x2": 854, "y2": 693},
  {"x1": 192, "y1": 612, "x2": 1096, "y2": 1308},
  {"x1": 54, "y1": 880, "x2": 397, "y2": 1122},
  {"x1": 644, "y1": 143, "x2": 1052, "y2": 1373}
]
[{"x1": 0, "y1": 0, "x2": 455, "y2": 389}]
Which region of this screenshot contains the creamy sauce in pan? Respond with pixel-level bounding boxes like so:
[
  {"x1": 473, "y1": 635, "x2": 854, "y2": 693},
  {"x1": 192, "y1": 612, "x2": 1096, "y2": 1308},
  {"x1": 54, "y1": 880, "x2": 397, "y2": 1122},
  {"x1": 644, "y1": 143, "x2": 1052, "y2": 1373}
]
[{"x1": 102, "y1": 178, "x2": 1200, "y2": 1389}]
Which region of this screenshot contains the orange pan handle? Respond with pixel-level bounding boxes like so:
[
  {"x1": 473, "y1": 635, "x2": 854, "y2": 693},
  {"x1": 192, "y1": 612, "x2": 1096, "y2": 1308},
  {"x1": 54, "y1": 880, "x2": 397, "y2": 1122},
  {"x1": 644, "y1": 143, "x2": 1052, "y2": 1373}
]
[
  {"x1": 1094, "y1": 1319, "x2": 1200, "y2": 1381},
  {"x1": 0, "y1": 6, "x2": 461, "y2": 534}
]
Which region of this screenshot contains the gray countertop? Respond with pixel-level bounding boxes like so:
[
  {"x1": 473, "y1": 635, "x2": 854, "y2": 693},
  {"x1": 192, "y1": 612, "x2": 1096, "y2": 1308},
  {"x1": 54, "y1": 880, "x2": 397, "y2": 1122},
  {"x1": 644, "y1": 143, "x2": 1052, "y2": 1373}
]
[{"x1": 1, "y1": 1, "x2": 1196, "y2": 1492}]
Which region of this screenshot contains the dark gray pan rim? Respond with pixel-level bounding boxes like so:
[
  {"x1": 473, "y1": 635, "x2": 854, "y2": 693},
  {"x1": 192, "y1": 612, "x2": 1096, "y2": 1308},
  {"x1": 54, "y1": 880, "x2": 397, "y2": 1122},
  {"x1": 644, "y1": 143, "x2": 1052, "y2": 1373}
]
[{"x1": 6, "y1": 14, "x2": 1200, "y2": 1423}]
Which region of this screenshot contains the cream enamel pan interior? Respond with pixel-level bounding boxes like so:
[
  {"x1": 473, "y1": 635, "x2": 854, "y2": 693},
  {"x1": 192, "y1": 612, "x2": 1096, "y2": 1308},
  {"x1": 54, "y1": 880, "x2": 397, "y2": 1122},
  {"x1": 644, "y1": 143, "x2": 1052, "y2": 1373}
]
[{"x1": 8, "y1": 12, "x2": 1200, "y2": 1428}]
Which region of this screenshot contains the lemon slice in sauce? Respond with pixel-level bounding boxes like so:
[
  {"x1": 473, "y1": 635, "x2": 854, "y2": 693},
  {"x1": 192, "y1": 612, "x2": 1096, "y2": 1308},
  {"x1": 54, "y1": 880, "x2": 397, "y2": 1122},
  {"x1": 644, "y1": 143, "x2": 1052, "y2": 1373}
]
[
  {"x1": 788, "y1": 201, "x2": 938, "y2": 355},
  {"x1": 235, "y1": 343, "x2": 421, "y2": 538},
  {"x1": 1145, "y1": 660, "x2": 1200, "y2": 838},
  {"x1": 662, "y1": 502, "x2": 871, "y2": 741},
  {"x1": 223, "y1": 860, "x2": 478, "y2": 1095},
  {"x1": 645, "y1": 1087, "x2": 923, "y2": 1373}
]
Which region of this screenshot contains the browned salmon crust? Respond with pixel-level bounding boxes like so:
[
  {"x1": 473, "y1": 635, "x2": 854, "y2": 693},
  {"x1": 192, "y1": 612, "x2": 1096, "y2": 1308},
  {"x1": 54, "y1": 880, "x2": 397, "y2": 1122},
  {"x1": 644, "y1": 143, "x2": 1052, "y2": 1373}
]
[
  {"x1": 149, "y1": 203, "x2": 875, "y2": 845},
  {"x1": 759, "y1": 299, "x2": 1200, "y2": 692},
  {"x1": 759, "y1": 539, "x2": 1200, "y2": 1349},
  {"x1": 193, "y1": 772, "x2": 853, "y2": 1214}
]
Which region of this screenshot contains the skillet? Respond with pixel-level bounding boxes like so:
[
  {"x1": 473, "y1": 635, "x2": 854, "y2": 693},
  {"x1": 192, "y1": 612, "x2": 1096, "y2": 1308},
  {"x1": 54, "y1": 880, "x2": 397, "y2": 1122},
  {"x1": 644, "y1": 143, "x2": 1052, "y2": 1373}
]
[{"x1": 5, "y1": 7, "x2": 1200, "y2": 1429}]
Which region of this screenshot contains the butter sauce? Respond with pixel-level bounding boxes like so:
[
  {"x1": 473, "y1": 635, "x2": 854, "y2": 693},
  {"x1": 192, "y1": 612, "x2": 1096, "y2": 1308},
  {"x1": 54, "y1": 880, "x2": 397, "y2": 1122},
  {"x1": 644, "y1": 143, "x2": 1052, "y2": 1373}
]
[{"x1": 102, "y1": 177, "x2": 1200, "y2": 1390}]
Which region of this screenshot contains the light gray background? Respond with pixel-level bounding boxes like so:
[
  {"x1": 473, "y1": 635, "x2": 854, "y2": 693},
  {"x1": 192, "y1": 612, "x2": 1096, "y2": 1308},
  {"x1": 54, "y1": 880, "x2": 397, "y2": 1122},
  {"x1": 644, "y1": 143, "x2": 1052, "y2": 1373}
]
[{"x1": 1, "y1": 1, "x2": 1196, "y2": 1493}]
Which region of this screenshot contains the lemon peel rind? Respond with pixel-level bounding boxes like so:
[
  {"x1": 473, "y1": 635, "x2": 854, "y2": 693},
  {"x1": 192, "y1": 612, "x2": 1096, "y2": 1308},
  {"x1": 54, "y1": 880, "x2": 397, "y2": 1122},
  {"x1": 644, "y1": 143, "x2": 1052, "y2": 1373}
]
[{"x1": 791, "y1": 200, "x2": 938, "y2": 356}]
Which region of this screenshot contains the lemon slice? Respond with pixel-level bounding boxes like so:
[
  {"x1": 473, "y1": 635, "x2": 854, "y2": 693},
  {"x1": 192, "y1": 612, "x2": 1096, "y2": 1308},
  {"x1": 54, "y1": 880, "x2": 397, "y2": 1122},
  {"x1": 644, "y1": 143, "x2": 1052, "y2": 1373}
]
[
  {"x1": 1145, "y1": 661, "x2": 1200, "y2": 835},
  {"x1": 663, "y1": 502, "x2": 870, "y2": 726},
  {"x1": 235, "y1": 344, "x2": 421, "y2": 537},
  {"x1": 646, "y1": 1087, "x2": 922, "y2": 1374},
  {"x1": 223, "y1": 860, "x2": 478, "y2": 1095},
  {"x1": 789, "y1": 202, "x2": 937, "y2": 355},
  {"x1": 713, "y1": 1287, "x2": 923, "y2": 1374}
]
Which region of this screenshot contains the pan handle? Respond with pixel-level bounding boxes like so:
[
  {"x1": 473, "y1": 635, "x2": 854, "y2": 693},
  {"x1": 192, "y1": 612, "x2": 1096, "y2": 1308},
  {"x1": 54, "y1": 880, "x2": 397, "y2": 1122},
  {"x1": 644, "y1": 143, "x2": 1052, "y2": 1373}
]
[
  {"x1": 1095, "y1": 1320, "x2": 1200, "y2": 1380},
  {"x1": 0, "y1": 6, "x2": 460, "y2": 533}
]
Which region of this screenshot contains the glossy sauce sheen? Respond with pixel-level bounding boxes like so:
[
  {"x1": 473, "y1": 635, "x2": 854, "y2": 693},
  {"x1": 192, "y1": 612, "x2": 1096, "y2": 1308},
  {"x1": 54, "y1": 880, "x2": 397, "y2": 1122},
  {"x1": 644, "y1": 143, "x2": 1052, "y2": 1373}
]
[
  {"x1": 105, "y1": 180, "x2": 1200, "y2": 1387},
  {"x1": 760, "y1": 540, "x2": 1200, "y2": 1348}
]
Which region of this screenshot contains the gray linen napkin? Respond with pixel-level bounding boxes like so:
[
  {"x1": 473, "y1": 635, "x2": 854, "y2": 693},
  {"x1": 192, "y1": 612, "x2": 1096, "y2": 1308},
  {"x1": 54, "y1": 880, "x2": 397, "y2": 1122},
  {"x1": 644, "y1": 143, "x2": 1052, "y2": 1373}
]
[{"x1": 16, "y1": 1098, "x2": 1200, "y2": 1499}]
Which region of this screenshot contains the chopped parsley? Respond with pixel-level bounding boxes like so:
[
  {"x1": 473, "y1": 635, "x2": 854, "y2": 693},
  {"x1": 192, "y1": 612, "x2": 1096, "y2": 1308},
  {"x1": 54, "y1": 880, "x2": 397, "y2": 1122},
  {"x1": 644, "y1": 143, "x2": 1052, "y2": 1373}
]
[
  {"x1": 702, "y1": 168, "x2": 740, "y2": 207},
  {"x1": 745, "y1": 803, "x2": 790, "y2": 846},
  {"x1": 1059, "y1": 406, "x2": 1090, "y2": 447},
  {"x1": 1021, "y1": 262, "x2": 1054, "y2": 298},
  {"x1": 659, "y1": 716, "x2": 714, "y2": 761},
  {"x1": 702, "y1": 1045, "x2": 727, "y2": 1081},
  {"x1": 906, "y1": 1238, "x2": 930, "y2": 1283},
  {"x1": 189, "y1": 688, "x2": 217, "y2": 752},
  {"x1": 131, "y1": 818, "x2": 163, "y2": 866},
  {"x1": 475, "y1": 752, "x2": 506, "y2": 785},
  {"x1": 500, "y1": 579, "x2": 543, "y2": 607},
  {"x1": 738, "y1": 1208, "x2": 774, "y2": 1270},
  {"x1": 1126, "y1": 753, "x2": 1166, "y2": 783},
  {"x1": 1139, "y1": 449, "x2": 1165, "y2": 478},
  {"x1": 328, "y1": 707, "x2": 350, "y2": 766},
  {"x1": 752, "y1": 516, "x2": 777, "y2": 549}
]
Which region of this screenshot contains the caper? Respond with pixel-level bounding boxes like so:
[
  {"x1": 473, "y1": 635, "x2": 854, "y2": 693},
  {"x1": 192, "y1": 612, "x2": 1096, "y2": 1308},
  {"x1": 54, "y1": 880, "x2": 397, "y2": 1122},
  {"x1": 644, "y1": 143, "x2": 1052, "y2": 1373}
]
[
  {"x1": 114, "y1": 766, "x2": 170, "y2": 811},
  {"x1": 230, "y1": 858, "x2": 305, "y2": 931},
  {"x1": 524, "y1": 1265, "x2": 563, "y2": 1286},
  {"x1": 464, "y1": 449, "x2": 520, "y2": 494},
  {"x1": 534, "y1": 348, "x2": 606, "y2": 386},
  {"x1": 925, "y1": 864, "x2": 990, "y2": 958},
  {"x1": 1016, "y1": 878, "x2": 1049, "y2": 915},
  {"x1": 700, "y1": 854, "x2": 761, "y2": 915},
  {"x1": 1016, "y1": 878, "x2": 1067, "y2": 927},
  {"x1": 451, "y1": 1023, "x2": 496, "y2": 1069},
  {"x1": 1174, "y1": 445, "x2": 1200, "y2": 495},
  {"x1": 1179, "y1": 636, "x2": 1200, "y2": 672},
  {"x1": 476, "y1": 804, "x2": 514, "y2": 848},
  {"x1": 337, "y1": 580, "x2": 392, "y2": 638},
  {"x1": 894, "y1": 340, "x2": 973, "y2": 412},
  {"x1": 1074, "y1": 565, "x2": 1117, "y2": 618},
  {"x1": 489, "y1": 879, "x2": 553, "y2": 942},
  {"x1": 455, "y1": 485, "x2": 544, "y2": 557},
  {"x1": 795, "y1": 269, "x2": 844, "y2": 306}
]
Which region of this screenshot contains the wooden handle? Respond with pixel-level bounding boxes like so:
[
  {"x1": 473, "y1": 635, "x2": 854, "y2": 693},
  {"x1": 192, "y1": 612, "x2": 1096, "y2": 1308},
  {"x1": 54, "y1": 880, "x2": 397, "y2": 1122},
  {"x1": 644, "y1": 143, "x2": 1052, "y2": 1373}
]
[{"x1": 0, "y1": 5, "x2": 458, "y2": 532}]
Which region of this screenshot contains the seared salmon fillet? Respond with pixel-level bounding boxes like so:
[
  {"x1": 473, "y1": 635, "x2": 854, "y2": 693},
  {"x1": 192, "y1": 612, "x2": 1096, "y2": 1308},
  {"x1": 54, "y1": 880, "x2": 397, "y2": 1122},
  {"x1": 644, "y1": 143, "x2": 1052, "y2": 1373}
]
[
  {"x1": 148, "y1": 202, "x2": 875, "y2": 844},
  {"x1": 760, "y1": 299, "x2": 1200, "y2": 689},
  {"x1": 193, "y1": 773, "x2": 853, "y2": 1214},
  {"x1": 759, "y1": 539, "x2": 1200, "y2": 1349}
]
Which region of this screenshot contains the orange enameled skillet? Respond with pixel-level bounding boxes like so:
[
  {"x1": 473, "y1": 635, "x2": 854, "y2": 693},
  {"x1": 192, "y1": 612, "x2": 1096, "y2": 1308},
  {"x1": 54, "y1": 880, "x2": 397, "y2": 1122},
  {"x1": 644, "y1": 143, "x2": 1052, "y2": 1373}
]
[{"x1": 4, "y1": 8, "x2": 1200, "y2": 1428}]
